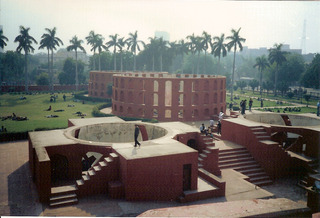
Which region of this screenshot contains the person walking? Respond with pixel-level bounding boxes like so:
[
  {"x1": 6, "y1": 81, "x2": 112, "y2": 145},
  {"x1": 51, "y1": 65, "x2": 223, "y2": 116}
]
[
  {"x1": 134, "y1": 124, "x2": 141, "y2": 147},
  {"x1": 217, "y1": 121, "x2": 222, "y2": 135}
]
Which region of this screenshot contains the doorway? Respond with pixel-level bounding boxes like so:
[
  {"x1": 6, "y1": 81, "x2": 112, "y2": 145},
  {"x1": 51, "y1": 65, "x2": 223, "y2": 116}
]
[{"x1": 183, "y1": 164, "x2": 192, "y2": 191}]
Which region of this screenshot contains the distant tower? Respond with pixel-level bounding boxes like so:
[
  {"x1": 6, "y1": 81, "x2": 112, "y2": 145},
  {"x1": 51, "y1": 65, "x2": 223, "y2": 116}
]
[
  {"x1": 155, "y1": 31, "x2": 170, "y2": 41},
  {"x1": 300, "y1": 20, "x2": 307, "y2": 54}
]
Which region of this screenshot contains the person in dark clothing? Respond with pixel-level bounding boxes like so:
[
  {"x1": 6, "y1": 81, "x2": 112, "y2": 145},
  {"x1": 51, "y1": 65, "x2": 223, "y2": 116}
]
[
  {"x1": 134, "y1": 125, "x2": 141, "y2": 147},
  {"x1": 217, "y1": 121, "x2": 222, "y2": 135}
]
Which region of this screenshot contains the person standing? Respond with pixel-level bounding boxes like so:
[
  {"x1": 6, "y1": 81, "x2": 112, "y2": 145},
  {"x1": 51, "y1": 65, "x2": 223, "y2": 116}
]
[
  {"x1": 317, "y1": 100, "x2": 320, "y2": 116},
  {"x1": 217, "y1": 121, "x2": 222, "y2": 135},
  {"x1": 249, "y1": 98, "x2": 253, "y2": 112},
  {"x1": 134, "y1": 125, "x2": 141, "y2": 147}
]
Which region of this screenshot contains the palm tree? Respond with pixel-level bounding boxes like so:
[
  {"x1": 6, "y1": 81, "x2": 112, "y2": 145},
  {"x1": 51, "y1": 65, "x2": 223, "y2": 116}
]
[
  {"x1": 168, "y1": 41, "x2": 178, "y2": 72},
  {"x1": 94, "y1": 37, "x2": 107, "y2": 71},
  {"x1": 86, "y1": 31, "x2": 101, "y2": 70},
  {"x1": 268, "y1": 43, "x2": 287, "y2": 96},
  {"x1": 126, "y1": 31, "x2": 145, "y2": 71},
  {"x1": 0, "y1": 29, "x2": 9, "y2": 49},
  {"x1": 194, "y1": 36, "x2": 204, "y2": 75},
  {"x1": 187, "y1": 33, "x2": 197, "y2": 74},
  {"x1": 202, "y1": 31, "x2": 211, "y2": 74},
  {"x1": 211, "y1": 33, "x2": 228, "y2": 75},
  {"x1": 39, "y1": 27, "x2": 63, "y2": 91},
  {"x1": 158, "y1": 37, "x2": 168, "y2": 72},
  {"x1": 106, "y1": 34, "x2": 121, "y2": 71},
  {"x1": 177, "y1": 39, "x2": 189, "y2": 74},
  {"x1": 253, "y1": 55, "x2": 269, "y2": 98},
  {"x1": 14, "y1": 26, "x2": 37, "y2": 92},
  {"x1": 67, "y1": 36, "x2": 86, "y2": 92},
  {"x1": 117, "y1": 37, "x2": 126, "y2": 72},
  {"x1": 146, "y1": 36, "x2": 159, "y2": 72},
  {"x1": 226, "y1": 28, "x2": 246, "y2": 101}
]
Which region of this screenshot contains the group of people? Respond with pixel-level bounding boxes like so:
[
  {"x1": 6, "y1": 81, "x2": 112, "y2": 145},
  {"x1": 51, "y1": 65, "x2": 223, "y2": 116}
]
[
  {"x1": 239, "y1": 98, "x2": 254, "y2": 115},
  {"x1": 200, "y1": 111, "x2": 223, "y2": 137}
]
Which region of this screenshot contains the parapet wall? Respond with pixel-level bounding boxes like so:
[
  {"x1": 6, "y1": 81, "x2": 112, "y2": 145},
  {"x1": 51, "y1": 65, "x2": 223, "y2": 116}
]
[{"x1": 112, "y1": 72, "x2": 226, "y2": 122}]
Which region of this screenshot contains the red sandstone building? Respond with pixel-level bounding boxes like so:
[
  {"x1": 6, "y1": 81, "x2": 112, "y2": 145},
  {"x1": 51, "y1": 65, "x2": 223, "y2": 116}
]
[{"x1": 88, "y1": 71, "x2": 226, "y2": 122}]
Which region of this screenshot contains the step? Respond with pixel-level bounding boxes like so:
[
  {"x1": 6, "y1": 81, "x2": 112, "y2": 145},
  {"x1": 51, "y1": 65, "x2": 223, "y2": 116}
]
[
  {"x1": 238, "y1": 168, "x2": 264, "y2": 175},
  {"x1": 219, "y1": 153, "x2": 251, "y2": 161},
  {"x1": 250, "y1": 127, "x2": 265, "y2": 131},
  {"x1": 219, "y1": 150, "x2": 249, "y2": 157},
  {"x1": 203, "y1": 150, "x2": 211, "y2": 154},
  {"x1": 252, "y1": 131, "x2": 268, "y2": 135},
  {"x1": 256, "y1": 135, "x2": 271, "y2": 139},
  {"x1": 245, "y1": 171, "x2": 268, "y2": 178},
  {"x1": 49, "y1": 198, "x2": 78, "y2": 208},
  {"x1": 249, "y1": 175, "x2": 271, "y2": 183},
  {"x1": 76, "y1": 179, "x2": 84, "y2": 186},
  {"x1": 50, "y1": 193, "x2": 77, "y2": 203},
  {"x1": 219, "y1": 156, "x2": 254, "y2": 165},
  {"x1": 219, "y1": 148, "x2": 246, "y2": 154},
  {"x1": 82, "y1": 174, "x2": 90, "y2": 181},
  {"x1": 99, "y1": 161, "x2": 107, "y2": 167},
  {"x1": 104, "y1": 157, "x2": 113, "y2": 163},
  {"x1": 252, "y1": 179, "x2": 273, "y2": 187},
  {"x1": 110, "y1": 153, "x2": 119, "y2": 159},
  {"x1": 88, "y1": 170, "x2": 96, "y2": 176},
  {"x1": 93, "y1": 165, "x2": 101, "y2": 172},
  {"x1": 51, "y1": 185, "x2": 77, "y2": 197},
  {"x1": 220, "y1": 160, "x2": 257, "y2": 169},
  {"x1": 233, "y1": 164, "x2": 261, "y2": 171},
  {"x1": 199, "y1": 153, "x2": 207, "y2": 159}
]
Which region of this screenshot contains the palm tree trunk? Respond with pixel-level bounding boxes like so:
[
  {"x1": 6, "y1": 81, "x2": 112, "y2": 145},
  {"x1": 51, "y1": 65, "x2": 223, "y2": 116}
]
[
  {"x1": 133, "y1": 52, "x2": 136, "y2": 71},
  {"x1": 114, "y1": 49, "x2": 117, "y2": 71},
  {"x1": 192, "y1": 53, "x2": 195, "y2": 74},
  {"x1": 230, "y1": 44, "x2": 237, "y2": 101},
  {"x1": 217, "y1": 56, "x2": 221, "y2": 76},
  {"x1": 204, "y1": 51, "x2": 207, "y2": 74},
  {"x1": 274, "y1": 65, "x2": 278, "y2": 96},
  {"x1": 197, "y1": 52, "x2": 200, "y2": 75},
  {"x1": 152, "y1": 54, "x2": 155, "y2": 72},
  {"x1": 25, "y1": 53, "x2": 28, "y2": 92},
  {"x1": 47, "y1": 49, "x2": 50, "y2": 86},
  {"x1": 160, "y1": 54, "x2": 163, "y2": 72},
  {"x1": 51, "y1": 49, "x2": 54, "y2": 92},
  {"x1": 260, "y1": 69, "x2": 262, "y2": 98},
  {"x1": 181, "y1": 53, "x2": 184, "y2": 74},
  {"x1": 120, "y1": 51, "x2": 123, "y2": 72},
  {"x1": 93, "y1": 52, "x2": 96, "y2": 70},
  {"x1": 75, "y1": 50, "x2": 78, "y2": 92},
  {"x1": 98, "y1": 51, "x2": 101, "y2": 71}
]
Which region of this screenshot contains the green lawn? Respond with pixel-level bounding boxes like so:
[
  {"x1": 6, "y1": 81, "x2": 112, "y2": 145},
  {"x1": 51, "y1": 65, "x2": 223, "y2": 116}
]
[{"x1": 0, "y1": 93, "x2": 101, "y2": 133}]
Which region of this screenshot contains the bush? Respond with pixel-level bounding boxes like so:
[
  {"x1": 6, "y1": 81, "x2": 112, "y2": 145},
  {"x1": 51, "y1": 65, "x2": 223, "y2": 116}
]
[
  {"x1": 92, "y1": 103, "x2": 113, "y2": 117},
  {"x1": 74, "y1": 91, "x2": 111, "y2": 103}
]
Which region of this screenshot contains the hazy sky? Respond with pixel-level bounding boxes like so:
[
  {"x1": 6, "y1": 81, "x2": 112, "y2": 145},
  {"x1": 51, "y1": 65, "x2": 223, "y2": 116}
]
[{"x1": 1, "y1": 0, "x2": 320, "y2": 54}]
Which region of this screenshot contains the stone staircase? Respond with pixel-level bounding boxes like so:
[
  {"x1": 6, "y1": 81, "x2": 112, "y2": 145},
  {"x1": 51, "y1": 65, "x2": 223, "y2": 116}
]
[
  {"x1": 250, "y1": 126, "x2": 271, "y2": 141},
  {"x1": 76, "y1": 152, "x2": 122, "y2": 197},
  {"x1": 219, "y1": 147, "x2": 273, "y2": 186},
  {"x1": 49, "y1": 185, "x2": 78, "y2": 208}
]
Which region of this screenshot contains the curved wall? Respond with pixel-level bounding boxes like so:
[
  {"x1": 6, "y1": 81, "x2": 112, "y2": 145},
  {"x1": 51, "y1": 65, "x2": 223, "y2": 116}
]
[{"x1": 112, "y1": 72, "x2": 226, "y2": 122}]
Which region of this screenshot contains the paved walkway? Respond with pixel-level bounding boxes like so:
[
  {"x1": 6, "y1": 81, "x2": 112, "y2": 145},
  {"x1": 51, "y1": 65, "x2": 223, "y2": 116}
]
[{"x1": 0, "y1": 140, "x2": 309, "y2": 217}]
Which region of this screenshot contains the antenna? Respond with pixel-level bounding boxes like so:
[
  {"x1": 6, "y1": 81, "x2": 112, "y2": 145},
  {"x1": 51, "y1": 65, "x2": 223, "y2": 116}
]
[{"x1": 300, "y1": 20, "x2": 307, "y2": 54}]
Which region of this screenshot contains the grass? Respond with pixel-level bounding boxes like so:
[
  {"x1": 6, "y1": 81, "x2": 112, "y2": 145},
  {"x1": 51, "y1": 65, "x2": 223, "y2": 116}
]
[{"x1": 0, "y1": 93, "x2": 101, "y2": 133}]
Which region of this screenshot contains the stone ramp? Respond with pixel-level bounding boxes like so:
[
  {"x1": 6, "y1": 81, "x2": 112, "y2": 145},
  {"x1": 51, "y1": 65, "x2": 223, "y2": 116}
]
[{"x1": 138, "y1": 198, "x2": 310, "y2": 217}]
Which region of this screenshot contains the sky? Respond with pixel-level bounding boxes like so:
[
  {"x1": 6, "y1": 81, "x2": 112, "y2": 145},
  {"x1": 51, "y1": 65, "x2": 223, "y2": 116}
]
[{"x1": 1, "y1": 0, "x2": 320, "y2": 55}]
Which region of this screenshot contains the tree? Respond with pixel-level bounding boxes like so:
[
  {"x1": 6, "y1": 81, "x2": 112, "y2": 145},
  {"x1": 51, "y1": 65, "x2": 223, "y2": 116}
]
[
  {"x1": 249, "y1": 79, "x2": 259, "y2": 93},
  {"x1": 106, "y1": 34, "x2": 122, "y2": 71},
  {"x1": 39, "y1": 27, "x2": 63, "y2": 91},
  {"x1": 236, "y1": 80, "x2": 247, "y2": 91},
  {"x1": 126, "y1": 31, "x2": 145, "y2": 71},
  {"x1": 211, "y1": 33, "x2": 228, "y2": 75},
  {"x1": 187, "y1": 33, "x2": 197, "y2": 74},
  {"x1": 58, "y1": 58, "x2": 85, "y2": 85},
  {"x1": 253, "y1": 55, "x2": 269, "y2": 98},
  {"x1": 36, "y1": 72, "x2": 49, "y2": 85},
  {"x1": 86, "y1": 31, "x2": 101, "y2": 70},
  {"x1": 118, "y1": 37, "x2": 127, "y2": 72},
  {"x1": 67, "y1": 36, "x2": 86, "y2": 91},
  {"x1": 0, "y1": 29, "x2": 9, "y2": 49},
  {"x1": 14, "y1": 26, "x2": 38, "y2": 92},
  {"x1": 263, "y1": 80, "x2": 274, "y2": 95},
  {"x1": 158, "y1": 37, "x2": 168, "y2": 72},
  {"x1": 304, "y1": 94, "x2": 311, "y2": 107},
  {"x1": 202, "y1": 31, "x2": 211, "y2": 74},
  {"x1": 94, "y1": 36, "x2": 107, "y2": 71},
  {"x1": 146, "y1": 36, "x2": 159, "y2": 72},
  {"x1": 301, "y1": 54, "x2": 320, "y2": 88},
  {"x1": 194, "y1": 36, "x2": 204, "y2": 75},
  {"x1": 0, "y1": 51, "x2": 24, "y2": 83},
  {"x1": 268, "y1": 43, "x2": 287, "y2": 96},
  {"x1": 226, "y1": 28, "x2": 246, "y2": 101},
  {"x1": 177, "y1": 39, "x2": 189, "y2": 74}
]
